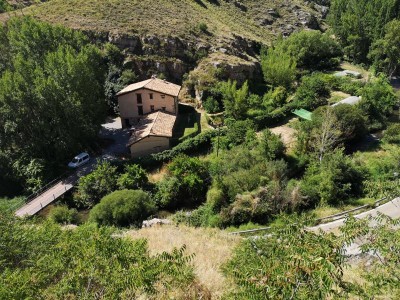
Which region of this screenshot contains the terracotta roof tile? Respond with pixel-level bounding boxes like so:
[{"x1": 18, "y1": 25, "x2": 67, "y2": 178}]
[
  {"x1": 117, "y1": 78, "x2": 181, "y2": 97},
  {"x1": 127, "y1": 111, "x2": 176, "y2": 146}
]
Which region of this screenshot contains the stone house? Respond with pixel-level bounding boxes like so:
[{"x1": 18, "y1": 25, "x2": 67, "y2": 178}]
[
  {"x1": 117, "y1": 76, "x2": 181, "y2": 128},
  {"x1": 117, "y1": 77, "x2": 181, "y2": 157}
]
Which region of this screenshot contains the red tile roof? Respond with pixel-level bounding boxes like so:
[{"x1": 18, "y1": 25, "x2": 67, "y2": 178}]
[
  {"x1": 117, "y1": 78, "x2": 181, "y2": 97},
  {"x1": 127, "y1": 111, "x2": 176, "y2": 146}
]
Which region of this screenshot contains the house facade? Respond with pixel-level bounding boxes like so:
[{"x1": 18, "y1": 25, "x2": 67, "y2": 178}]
[{"x1": 117, "y1": 77, "x2": 181, "y2": 128}]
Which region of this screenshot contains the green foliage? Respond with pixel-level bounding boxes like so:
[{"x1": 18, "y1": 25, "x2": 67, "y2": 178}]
[
  {"x1": 294, "y1": 73, "x2": 330, "y2": 110},
  {"x1": 49, "y1": 205, "x2": 79, "y2": 225},
  {"x1": 280, "y1": 30, "x2": 342, "y2": 70},
  {"x1": 0, "y1": 213, "x2": 194, "y2": 298},
  {"x1": 197, "y1": 22, "x2": 208, "y2": 33},
  {"x1": 258, "y1": 129, "x2": 285, "y2": 160},
  {"x1": 224, "y1": 218, "x2": 347, "y2": 299},
  {"x1": 262, "y1": 86, "x2": 288, "y2": 110},
  {"x1": 382, "y1": 123, "x2": 400, "y2": 144},
  {"x1": 117, "y1": 164, "x2": 148, "y2": 190},
  {"x1": 154, "y1": 176, "x2": 181, "y2": 209},
  {"x1": 329, "y1": 0, "x2": 400, "y2": 64},
  {"x1": 0, "y1": 197, "x2": 25, "y2": 212},
  {"x1": 146, "y1": 128, "x2": 226, "y2": 164},
  {"x1": 369, "y1": 19, "x2": 400, "y2": 76},
  {"x1": 90, "y1": 189, "x2": 156, "y2": 227},
  {"x1": 301, "y1": 150, "x2": 365, "y2": 206},
  {"x1": 75, "y1": 161, "x2": 118, "y2": 208},
  {"x1": 341, "y1": 215, "x2": 400, "y2": 298},
  {"x1": 0, "y1": 0, "x2": 11, "y2": 13},
  {"x1": 0, "y1": 17, "x2": 107, "y2": 189},
  {"x1": 220, "y1": 80, "x2": 250, "y2": 119},
  {"x1": 223, "y1": 119, "x2": 256, "y2": 148},
  {"x1": 261, "y1": 44, "x2": 296, "y2": 89},
  {"x1": 167, "y1": 154, "x2": 211, "y2": 206},
  {"x1": 203, "y1": 96, "x2": 221, "y2": 113},
  {"x1": 359, "y1": 75, "x2": 397, "y2": 130},
  {"x1": 332, "y1": 104, "x2": 367, "y2": 143}
]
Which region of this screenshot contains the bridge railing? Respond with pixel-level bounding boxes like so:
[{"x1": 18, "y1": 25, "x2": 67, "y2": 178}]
[{"x1": 23, "y1": 170, "x2": 72, "y2": 205}]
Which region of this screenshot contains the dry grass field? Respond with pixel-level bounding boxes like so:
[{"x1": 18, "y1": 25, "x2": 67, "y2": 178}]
[{"x1": 127, "y1": 225, "x2": 240, "y2": 298}]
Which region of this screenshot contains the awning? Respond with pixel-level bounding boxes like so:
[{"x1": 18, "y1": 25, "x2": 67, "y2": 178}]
[{"x1": 293, "y1": 109, "x2": 312, "y2": 121}]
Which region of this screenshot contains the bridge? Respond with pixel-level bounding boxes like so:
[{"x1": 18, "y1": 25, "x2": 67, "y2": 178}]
[
  {"x1": 15, "y1": 117, "x2": 129, "y2": 217},
  {"x1": 15, "y1": 161, "x2": 97, "y2": 217}
]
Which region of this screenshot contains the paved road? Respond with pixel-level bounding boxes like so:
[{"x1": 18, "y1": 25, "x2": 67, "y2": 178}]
[
  {"x1": 15, "y1": 118, "x2": 129, "y2": 217},
  {"x1": 311, "y1": 197, "x2": 400, "y2": 232},
  {"x1": 310, "y1": 198, "x2": 400, "y2": 256}
]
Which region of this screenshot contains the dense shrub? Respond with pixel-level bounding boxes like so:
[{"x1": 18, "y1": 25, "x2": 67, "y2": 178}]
[
  {"x1": 0, "y1": 213, "x2": 195, "y2": 298},
  {"x1": 154, "y1": 176, "x2": 181, "y2": 209},
  {"x1": 281, "y1": 30, "x2": 342, "y2": 70},
  {"x1": 258, "y1": 129, "x2": 286, "y2": 160},
  {"x1": 90, "y1": 189, "x2": 156, "y2": 227},
  {"x1": 117, "y1": 164, "x2": 148, "y2": 190},
  {"x1": 294, "y1": 73, "x2": 330, "y2": 110},
  {"x1": 74, "y1": 161, "x2": 118, "y2": 208},
  {"x1": 49, "y1": 205, "x2": 79, "y2": 225},
  {"x1": 301, "y1": 150, "x2": 366, "y2": 206},
  {"x1": 382, "y1": 124, "x2": 400, "y2": 144},
  {"x1": 359, "y1": 75, "x2": 397, "y2": 130},
  {"x1": 167, "y1": 154, "x2": 211, "y2": 206},
  {"x1": 332, "y1": 104, "x2": 367, "y2": 144},
  {"x1": 203, "y1": 96, "x2": 221, "y2": 113},
  {"x1": 146, "y1": 128, "x2": 226, "y2": 164}
]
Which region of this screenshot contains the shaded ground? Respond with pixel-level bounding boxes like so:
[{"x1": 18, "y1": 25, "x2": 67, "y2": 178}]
[
  {"x1": 269, "y1": 118, "x2": 297, "y2": 150},
  {"x1": 99, "y1": 116, "x2": 129, "y2": 157}
]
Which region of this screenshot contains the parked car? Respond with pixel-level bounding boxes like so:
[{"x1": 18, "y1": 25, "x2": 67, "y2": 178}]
[{"x1": 68, "y1": 152, "x2": 90, "y2": 168}]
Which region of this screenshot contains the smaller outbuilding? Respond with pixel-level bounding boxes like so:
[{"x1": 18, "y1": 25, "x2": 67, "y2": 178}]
[
  {"x1": 331, "y1": 96, "x2": 361, "y2": 107},
  {"x1": 127, "y1": 111, "x2": 176, "y2": 158},
  {"x1": 334, "y1": 70, "x2": 362, "y2": 79}
]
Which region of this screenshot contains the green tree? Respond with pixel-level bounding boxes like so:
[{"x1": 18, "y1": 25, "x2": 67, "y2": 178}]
[
  {"x1": 258, "y1": 129, "x2": 285, "y2": 160},
  {"x1": 224, "y1": 218, "x2": 348, "y2": 299},
  {"x1": 329, "y1": 0, "x2": 400, "y2": 63},
  {"x1": 90, "y1": 189, "x2": 156, "y2": 227},
  {"x1": 369, "y1": 19, "x2": 400, "y2": 76},
  {"x1": 359, "y1": 75, "x2": 397, "y2": 130},
  {"x1": 220, "y1": 80, "x2": 250, "y2": 119},
  {"x1": 117, "y1": 164, "x2": 148, "y2": 190},
  {"x1": 0, "y1": 213, "x2": 196, "y2": 298},
  {"x1": 281, "y1": 30, "x2": 342, "y2": 70},
  {"x1": 74, "y1": 161, "x2": 118, "y2": 208},
  {"x1": 301, "y1": 150, "x2": 365, "y2": 206},
  {"x1": 49, "y1": 205, "x2": 79, "y2": 225},
  {"x1": 0, "y1": 17, "x2": 107, "y2": 188},
  {"x1": 294, "y1": 73, "x2": 330, "y2": 110},
  {"x1": 167, "y1": 154, "x2": 211, "y2": 206},
  {"x1": 261, "y1": 44, "x2": 296, "y2": 89}
]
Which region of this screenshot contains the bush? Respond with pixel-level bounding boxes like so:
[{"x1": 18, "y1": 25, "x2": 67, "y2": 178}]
[
  {"x1": 206, "y1": 185, "x2": 226, "y2": 211},
  {"x1": 74, "y1": 161, "x2": 118, "y2": 208},
  {"x1": 117, "y1": 164, "x2": 148, "y2": 190},
  {"x1": 198, "y1": 22, "x2": 208, "y2": 33},
  {"x1": 382, "y1": 124, "x2": 400, "y2": 144},
  {"x1": 49, "y1": 205, "x2": 79, "y2": 225},
  {"x1": 154, "y1": 176, "x2": 181, "y2": 209},
  {"x1": 203, "y1": 96, "x2": 221, "y2": 113},
  {"x1": 89, "y1": 190, "x2": 156, "y2": 227},
  {"x1": 258, "y1": 129, "x2": 285, "y2": 160},
  {"x1": 294, "y1": 73, "x2": 330, "y2": 110}
]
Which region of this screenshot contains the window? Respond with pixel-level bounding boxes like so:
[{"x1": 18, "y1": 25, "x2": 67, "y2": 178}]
[
  {"x1": 137, "y1": 93, "x2": 142, "y2": 104},
  {"x1": 161, "y1": 107, "x2": 166, "y2": 111},
  {"x1": 161, "y1": 94, "x2": 165, "y2": 99},
  {"x1": 149, "y1": 93, "x2": 153, "y2": 100},
  {"x1": 150, "y1": 105, "x2": 155, "y2": 112}
]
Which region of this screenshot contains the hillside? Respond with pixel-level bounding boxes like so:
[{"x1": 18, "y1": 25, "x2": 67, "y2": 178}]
[{"x1": 0, "y1": 0, "x2": 328, "y2": 84}]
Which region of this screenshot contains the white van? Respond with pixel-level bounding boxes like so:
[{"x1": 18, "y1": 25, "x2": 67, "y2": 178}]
[{"x1": 68, "y1": 152, "x2": 90, "y2": 168}]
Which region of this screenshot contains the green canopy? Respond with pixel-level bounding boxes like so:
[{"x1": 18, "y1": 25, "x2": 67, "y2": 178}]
[{"x1": 293, "y1": 109, "x2": 312, "y2": 121}]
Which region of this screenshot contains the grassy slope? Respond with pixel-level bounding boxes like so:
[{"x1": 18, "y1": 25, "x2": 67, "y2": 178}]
[
  {"x1": 2, "y1": 0, "x2": 313, "y2": 44},
  {"x1": 128, "y1": 225, "x2": 240, "y2": 298}
]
